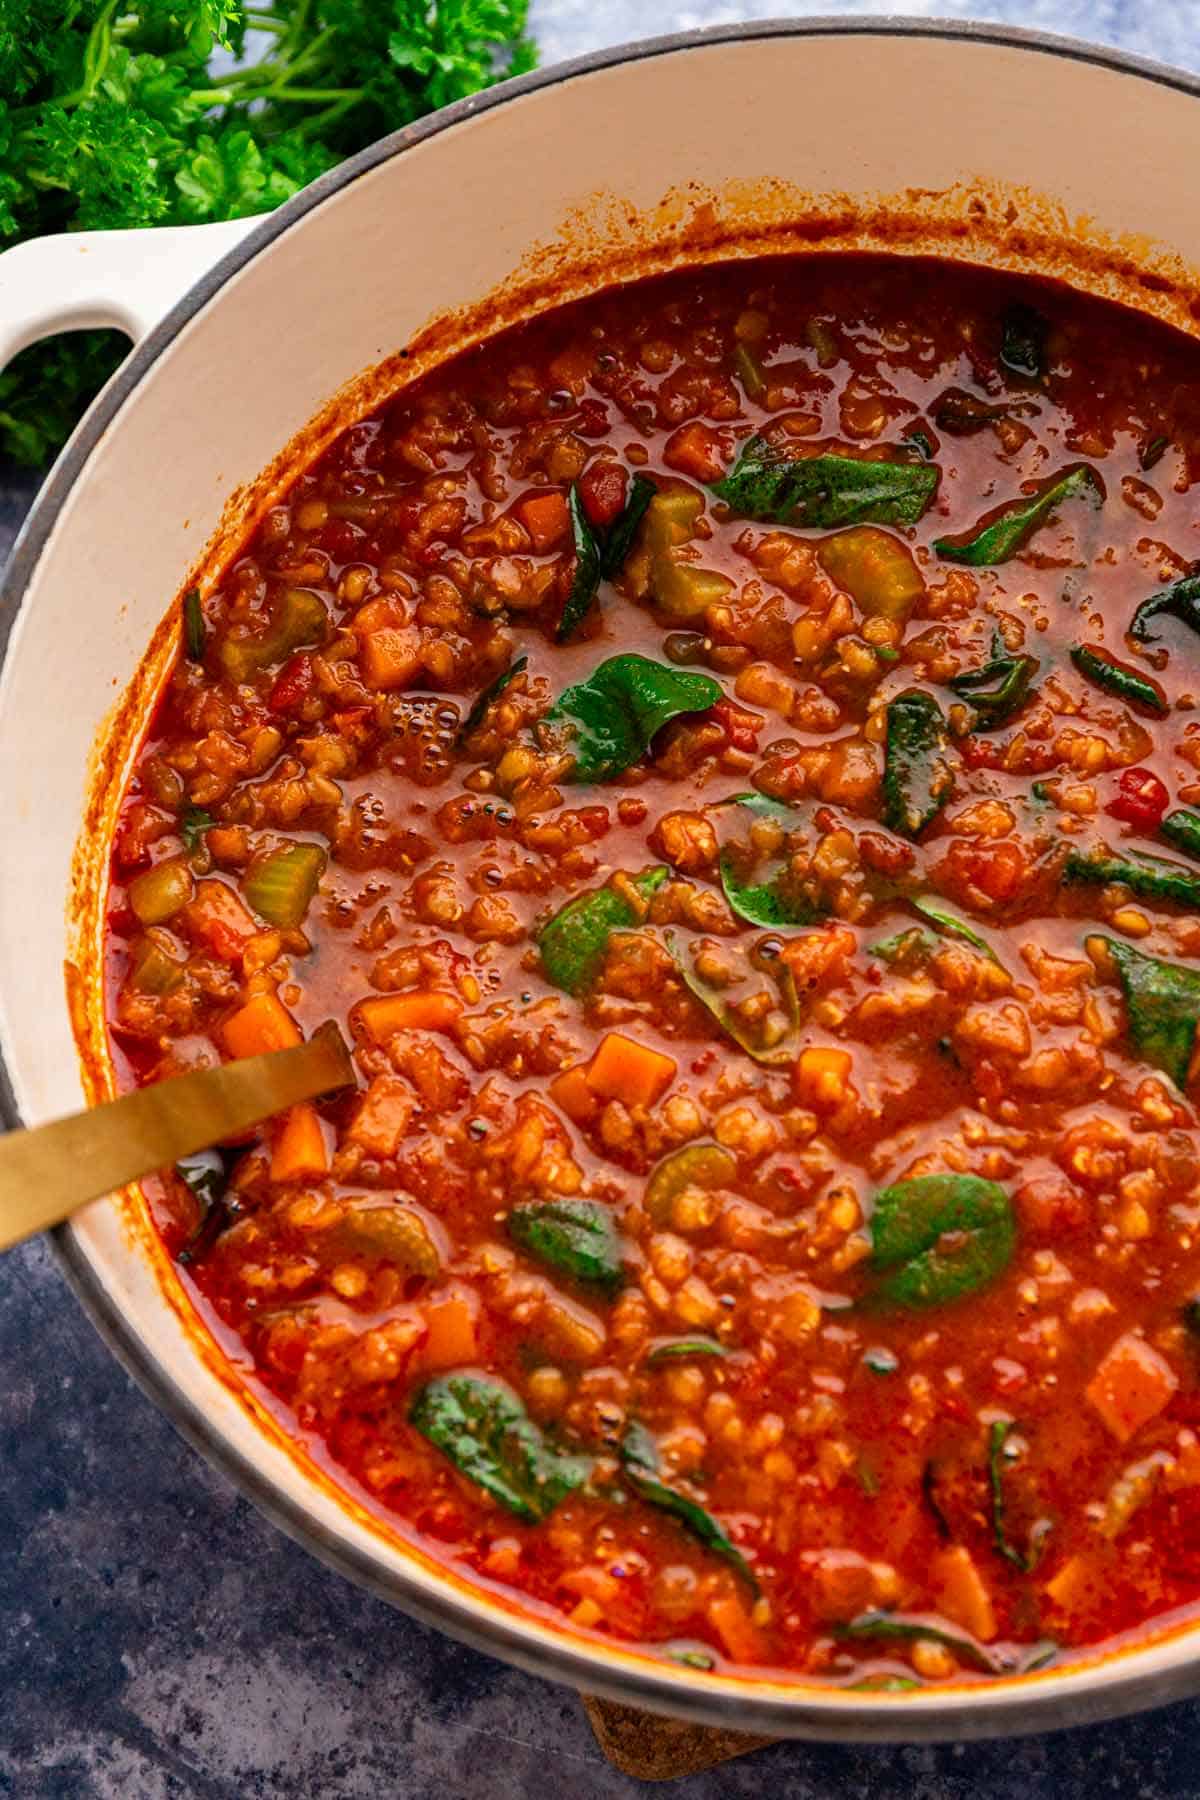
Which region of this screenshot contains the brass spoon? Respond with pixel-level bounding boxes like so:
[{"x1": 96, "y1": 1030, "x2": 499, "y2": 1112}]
[{"x1": 0, "y1": 1021, "x2": 353, "y2": 1252}]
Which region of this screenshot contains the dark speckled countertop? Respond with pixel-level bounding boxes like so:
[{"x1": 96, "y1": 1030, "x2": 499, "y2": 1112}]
[{"x1": 6, "y1": 6, "x2": 1200, "y2": 1794}]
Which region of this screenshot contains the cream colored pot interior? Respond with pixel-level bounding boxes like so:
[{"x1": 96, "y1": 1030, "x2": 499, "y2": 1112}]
[{"x1": 5, "y1": 25, "x2": 1200, "y2": 1736}]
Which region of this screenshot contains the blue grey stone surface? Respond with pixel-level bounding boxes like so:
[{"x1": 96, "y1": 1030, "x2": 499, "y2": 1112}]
[{"x1": 4, "y1": 5, "x2": 1200, "y2": 1794}]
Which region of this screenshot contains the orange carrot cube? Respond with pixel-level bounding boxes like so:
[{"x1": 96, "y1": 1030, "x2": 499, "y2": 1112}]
[
  {"x1": 356, "y1": 992, "x2": 462, "y2": 1041},
  {"x1": 706, "y1": 1591, "x2": 763, "y2": 1663},
  {"x1": 352, "y1": 597, "x2": 419, "y2": 690},
  {"x1": 270, "y1": 1102, "x2": 330, "y2": 1183},
  {"x1": 515, "y1": 490, "x2": 570, "y2": 553},
  {"x1": 549, "y1": 1064, "x2": 600, "y2": 1125},
  {"x1": 345, "y1": 1075, "x2": 415, "y2": 1158},
  {"x1": 585, "y1": 1032, "x2": 676, "y2": 1109},
  {"x1": 221, "y1": 991, "x2": 301, "y2": 1058},
  {"x1": 1043, "y1": 1553, "x2": 1102, "y2": 1618},
  {"x1": 415, "y1": 1287, "x2": 480, "y2": 1372},
  {"x1": 359, "y1": 627, "x2": 419, "y2": 691},
  {"x1": 794, "y1": 1046, "x2": 853, "y2": 1110},
  {"x1": 931, "y1": 1544, "x2": 997, "y2": 1643},
  {"x1": 1085, "y1": 1331, "x2": 1178, "y2": 1444}
]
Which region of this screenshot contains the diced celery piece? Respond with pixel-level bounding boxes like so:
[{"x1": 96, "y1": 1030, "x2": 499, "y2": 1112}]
[
  {"x1": 127, "y1": 934, "x2": 185, "y2": 994},
  {"x1": 243, "y1": 843, "x2": 326, "y2": 928},
  {"x1": 733, "y1": 342, "x2": 766, "y2": 402},
  {"x1": 818, "y1": 526, "x2": 924, "y2": 620},
  {"x1": 127, "y1": 856, "x2": 195, "y2": 925},
  {"x1": 638, "y1": 490, "x2": 734, "y2": 619},
  {"x1": 645, "y1": 1143, "x2": 736, "y2": 1225},
  {"x1": 333, "y1": 1204, "x2": 439, "y2": 1276},
  {"x1": 655, "y1": 563, "x2": 734, "y2": 618},
  {"x1": 219, "y1": 588, "x2": 328, "y2": 683}
]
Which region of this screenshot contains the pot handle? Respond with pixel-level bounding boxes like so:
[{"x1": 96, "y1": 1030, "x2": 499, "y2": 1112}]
[{"x1": 0, "y1": 216, "x2": 260, "y2": 369}]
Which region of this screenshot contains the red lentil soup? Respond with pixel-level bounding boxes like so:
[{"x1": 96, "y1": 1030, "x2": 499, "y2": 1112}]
[{"x1": 106, "y1": 253, "x2": 1200, "y2": 1688}]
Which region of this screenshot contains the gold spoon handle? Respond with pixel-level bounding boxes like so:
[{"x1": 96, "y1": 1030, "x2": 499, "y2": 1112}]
[{"x1": 0, "y1": 1021, "x2": 353, "y2": 1252}]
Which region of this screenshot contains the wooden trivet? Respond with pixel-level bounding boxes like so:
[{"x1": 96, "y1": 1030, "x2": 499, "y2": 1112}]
[{"x1": 580, "y1": 1694, "x2": 776, "y2": 1780}]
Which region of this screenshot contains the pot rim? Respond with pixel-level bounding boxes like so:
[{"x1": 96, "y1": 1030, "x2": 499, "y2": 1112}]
[{"x1": 7, "y1": 13, "x2": 1200, "y2": 1740}]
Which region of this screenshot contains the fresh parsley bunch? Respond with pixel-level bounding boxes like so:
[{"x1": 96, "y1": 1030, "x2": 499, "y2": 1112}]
[{"x1": 0, "y1": 0, "x2": 535, "y2": 465}]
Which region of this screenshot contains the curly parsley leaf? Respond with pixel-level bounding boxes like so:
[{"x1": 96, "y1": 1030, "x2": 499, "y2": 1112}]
[{"x1": 0, "y1": 0, "x2": 536, "y2": 465}]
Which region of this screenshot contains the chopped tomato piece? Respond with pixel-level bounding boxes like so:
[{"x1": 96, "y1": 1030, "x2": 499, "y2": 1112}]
[
  {"x1": 710, "y1": 697, "x2": 764, "y2": 752},
  {"x1": 577, "y1": 460, "x2": 627, "y2": 529},
  {"x1": 182, "y1": 879, "x2": 257, "y2": 963},
  {"x1": 1107, "y1": 767, "x2": 1169, "y2": 830},
  {"x1": 314, "y1": 517, "x2": 363, "y2": 562},
  {"x1": 268, "y1": 651, "x2": 316, "y2": 714}
]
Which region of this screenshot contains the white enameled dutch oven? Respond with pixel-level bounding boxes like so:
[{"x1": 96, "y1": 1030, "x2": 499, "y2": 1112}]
[{"x1": 6, "y1": 16, "x2": 1200, "y2": 1741}]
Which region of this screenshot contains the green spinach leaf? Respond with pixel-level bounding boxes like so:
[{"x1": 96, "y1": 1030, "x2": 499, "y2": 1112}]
[
  {"x1": 1130, "y1": 573, "x2": 1200, "y2": 644},
  {"x1": 933, "y1": 389, "x2": 1013, "y2": 435},
  {"x1": 1070, "y1": 644, "x2": 1167, "y2": 716},
  {"x1": 183, "y1": 588, "x2": 206, "y2": 662},
  {"x1": 948, "y1": 636, "x2": 1039, "y2": 727},
  {"x1": 717, "y1": 793, "x2": 822, "y2": 928},
  {"x1": 1064, "y1": 845, "x2": 1200, "y2": 910},
  {"x1": 545, "y1": 654, "x2": 722, "y2": 783},
  {"x1": 507, "y1": 1199, "x2": 624, "y2": 1293},
  {"x1": 988, "y1": 1418, "x2": 1042, "y2": 1572},
  {"x1": 177, "y1": 1151, "x2": 238, "y2": 1267},
  {"x1": 869, "y1": 927, "x2": 937, "y2": 965},
  {"x1": 646, "y1": 1336, "x2": 728, "y2": 1364},
  {"x1": 538, "y1": 866, "x2": 669, "y2": 995},
  {"x1": 881, "y1": 690, "x2": 955, "y2": 839},
  {"x1": 556, "y1": 487, "x2": 603, "y2": 642},
  {"x1": 622, "y1": 1422, "x2": 757, "y2": 1589},
  {"x1": 409, "y1": 1373, "x2": 590, "y2": 1524},
  {"x1": 1000, "y1": 302, "x2": 1048, "y2": 382},
  {"x1": 459, "y1": 655, "x2": 528, "y2": 743},
  {"x1": 711, "y1": 438, "x2": 938, "y2": 528},
  {"x1": 1162, "y1": 810, "x2": 1200, "y2": 863},
  {"x1": 667, "y1": 934, "x2": 800, "y2": 1069},
  {"x1": 664, "y1": 1643, "x2": 717, "y2": 1671},
  {"x1": 866, "y1": 1173, "x2": 1015, "y2": 1309},
  {"x1": 1100, "y1": 935, "x2": 1200, "y2": 1089},
  {"x1": 934, "y1": 464, "x2": 1102, "y2": 566},
  {"x1": 834, "y1": 1611, "x2": 1053, "y2": 1676},
  {"x1": 599, "y1": 473, "x2": 657, "y2": 579},
  {"x1": 910, "y1": 896, "x2": 999, "y2": 962}
]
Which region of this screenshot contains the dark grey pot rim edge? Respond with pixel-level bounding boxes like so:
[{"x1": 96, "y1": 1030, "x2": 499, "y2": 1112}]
[{"x1": 5, "y1": 12, "x2": 1200, "y2": 1739}]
